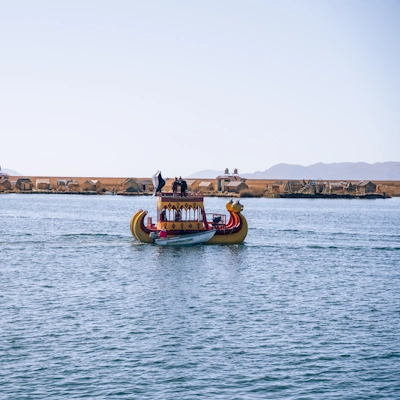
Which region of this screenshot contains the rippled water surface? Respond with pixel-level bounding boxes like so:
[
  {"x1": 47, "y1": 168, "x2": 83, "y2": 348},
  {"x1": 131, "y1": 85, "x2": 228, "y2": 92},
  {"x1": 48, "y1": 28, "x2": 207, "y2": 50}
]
[{"x1": 1, "y1": 194, "x2": 400, "y2": 399}]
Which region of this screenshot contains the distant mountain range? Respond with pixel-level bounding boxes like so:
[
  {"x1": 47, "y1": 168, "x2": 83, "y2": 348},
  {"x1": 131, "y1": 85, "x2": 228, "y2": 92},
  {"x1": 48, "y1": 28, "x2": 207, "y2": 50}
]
[
  {"x1": 3, "y1": 163, "x2": 399, "y2": 180},
  {"x1": 187, "y1": 169, "x2": 224, "y2": 179},
  {"x1": 187, "y1": 162, "x2": 400, "y2": 180},
  {"x1": 1, "y1": 168, "x2": 22, "y2": 176}
]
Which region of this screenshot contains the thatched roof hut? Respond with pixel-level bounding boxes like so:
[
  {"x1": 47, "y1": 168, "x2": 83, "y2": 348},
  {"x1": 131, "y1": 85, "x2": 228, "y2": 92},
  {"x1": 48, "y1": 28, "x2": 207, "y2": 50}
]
[
  {"x1": 81, "y1": 180, "x2": 96, "y2": 192},
  {"x1": 138, "y1": 179, "x2": 154, "y2": 192},
  {"x1": 329, "y1": 182, "x2": 343, "y2": 193},
  {"x1": 345, "y1": 182, "x2": 356, "y2": 192},
  {"x1": 185, "y1": 180, "x2": 197, "y2": 191},
  {"x1": 283, "y1": 180, "x2": 304, "y2": 193},
  {"x1": 357, "y1": 181, "x2": 376, "y2": 194},
  {"x1": 57, "y1": 180, "x2": 67, "y2": 187},
  {"x1": 216, "y1": 174, "x2": 246, "y2": 192},
  {"x1": 90, "y1": 180, "x2": 106, "y2": 193},
  {"x1": 16, "y1": 178, "x2": 33, "y2": 191},
  {"x1": 56, "y1": 180, "x2": 68, "y2": 192},
  {"x1": 122, "y1": 178, "x2": 140, "y2": 192},
  {"x1": 197, "y1": 181, "x2": 213, "y2": 191},
  {"x1": 68, "y1": 181, "x2": 80, "y2": 192},
  {"x1": 0, "y1": 179, "x2": 12, "y2": 192},
  {"x1": 269, "y1": 184, "x2": 281, "y2": 193},
  {"x1": 36, "y1": 179, "x2": 50, "y2": 190},
  {"x1": 226, "y1": 181, "x2": 248, "y2": 193}
]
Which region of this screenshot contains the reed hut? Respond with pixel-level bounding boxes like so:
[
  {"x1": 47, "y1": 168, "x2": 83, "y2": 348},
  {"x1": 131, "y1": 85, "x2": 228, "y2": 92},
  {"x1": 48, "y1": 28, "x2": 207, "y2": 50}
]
[
  {"x1": 122, "y1": 178, "x2": 140, "y2": 192},
  {"x1": 270, "y1": 184, "x2": 281, "y2": 194},
  {"x1": 315, "y1": 180, "x2": 326, "y2": 194},
  {"x1": 344, "y1": 182, "x2": 356, "y2": 193},
  {"x1": 329, "y1": 182, "x2": 343, "y2": 193},
  {"x1": 36, "y1": 179, "x2": 50, "y2": 190},
  {"x1": 0, "y1": 179, "x2": 12, "y2": 192},
  {"x1": 226, "y1": 181, "x2": 248, "y2": 193},
  {"x1": 197, "y1": 181, "x2": 213, "y2": 191},
  {"x1": 265, "y1": 181, "x2": 284, "y2": 194},
  {"x1": 138, "y1": 179, "x2": 154, "y2": 192},
  {"x1": 57, "y1": 180, "x2": 67, "y2": 188},
  {"x1": 68, "y1": 181, "x2": 80, "y2": 192},
  {"x1": 56, "y1": 180, "x2": 67, "y2": 192},
  {"x1": 357, "y1": 181, "x2": 376, "y2": 194},
  {"x1": 216, "y1": 174, "x2": 246, "y2": 192},
  {"x1": 92, "y1": 180, "x2": 106, "y2": 193},
  {"x1": 185, "y1": 180, "x2": 198, "y2": 191},
  {"x1": 283, "y1": 180, "x2": 303, "y2": 193},
  {"x1": 81, "y1": 180, "x2": 97, "y2": 192},
  {"x1": 16, "y1": 178, "x2": 33, "y2": 191}
]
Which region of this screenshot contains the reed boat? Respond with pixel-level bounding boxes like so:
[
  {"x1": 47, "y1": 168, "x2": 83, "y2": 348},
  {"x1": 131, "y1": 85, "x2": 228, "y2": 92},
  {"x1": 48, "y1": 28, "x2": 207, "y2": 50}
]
[{"x1": 130, "y1": 174, "x2": 248, "y2": 245}]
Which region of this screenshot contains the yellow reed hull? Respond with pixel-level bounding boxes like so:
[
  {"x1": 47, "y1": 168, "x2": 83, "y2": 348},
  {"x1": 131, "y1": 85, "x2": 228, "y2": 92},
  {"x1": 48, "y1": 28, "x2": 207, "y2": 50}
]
[{"x1": 207, "y1": 213, "x2": 248, "y2": 244}]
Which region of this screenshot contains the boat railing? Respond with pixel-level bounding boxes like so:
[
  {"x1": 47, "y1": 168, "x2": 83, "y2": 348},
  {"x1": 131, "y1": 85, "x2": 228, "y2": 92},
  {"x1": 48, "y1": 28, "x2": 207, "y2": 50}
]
[
  {"x1": 158, "y1": 191, "x2": 202, "y2": 198},
  {"x1": 206, "y1": 213, "x2": 226, "y2": 229},
  {"x1": 146, "y1": 216, "x2": 157, "y2": 229}
]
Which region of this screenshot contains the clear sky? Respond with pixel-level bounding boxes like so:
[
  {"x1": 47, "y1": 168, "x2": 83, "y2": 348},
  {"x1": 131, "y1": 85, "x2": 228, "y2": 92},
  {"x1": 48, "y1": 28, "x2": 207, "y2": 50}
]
[{"x1": 1, "y1": 0, "x2": 399, "y2": 178}]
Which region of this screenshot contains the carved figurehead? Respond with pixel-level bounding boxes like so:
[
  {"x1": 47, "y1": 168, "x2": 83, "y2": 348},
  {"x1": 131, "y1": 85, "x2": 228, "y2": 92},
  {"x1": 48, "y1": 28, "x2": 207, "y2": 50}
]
[
  {"x1": 226, "y1": 199, "x2": 234, "y2": 212},
  {"x1": 228, "y1": 200, "x2": 244, "y2": 213}
]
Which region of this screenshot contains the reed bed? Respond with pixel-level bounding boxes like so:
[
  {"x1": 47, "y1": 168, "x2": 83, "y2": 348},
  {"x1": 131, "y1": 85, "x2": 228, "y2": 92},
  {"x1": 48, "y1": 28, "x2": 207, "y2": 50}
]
[{"x1": 239, "y1": 187, "x2": 265, "y2": 198}]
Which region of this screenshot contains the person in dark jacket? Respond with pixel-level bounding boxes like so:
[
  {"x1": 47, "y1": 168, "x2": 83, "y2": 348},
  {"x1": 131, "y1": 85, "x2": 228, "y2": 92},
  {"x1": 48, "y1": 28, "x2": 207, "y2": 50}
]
[
  {"x1": 180, "y1": 177, "x2": 187, "y2": 196},
  {"x1": 172, "y1": 177, "x2": 179, "y2": 196}
]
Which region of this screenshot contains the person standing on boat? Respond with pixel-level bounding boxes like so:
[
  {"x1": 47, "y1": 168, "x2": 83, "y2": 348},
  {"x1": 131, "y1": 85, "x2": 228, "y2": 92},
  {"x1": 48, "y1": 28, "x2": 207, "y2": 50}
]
[
  {"x1": 159, "y1": 227, "x2": 167, "y2": 239},
  {"x1": 172, "y1": 177, "x2": 179, "y2": 196},
  {"x1": 180, "y1": 178, "x2": 187, "y2": 196},
  {"x1": 160, "y1": 208, "x2": 167, "y2": 221}
]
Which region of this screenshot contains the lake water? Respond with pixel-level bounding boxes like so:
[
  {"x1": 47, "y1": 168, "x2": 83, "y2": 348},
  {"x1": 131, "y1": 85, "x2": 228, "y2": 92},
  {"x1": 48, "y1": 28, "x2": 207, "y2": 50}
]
[{"x1": 1, "y1": 194, "x2": 400, "y2": 399}]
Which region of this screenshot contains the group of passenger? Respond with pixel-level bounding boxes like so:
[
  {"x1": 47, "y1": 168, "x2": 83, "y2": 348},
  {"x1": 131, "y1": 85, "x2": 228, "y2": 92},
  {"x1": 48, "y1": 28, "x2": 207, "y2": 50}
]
[
  {"x1": 160, "y1": 208, "x2": 181, "y2": 222},
  {"x1": 172, "y1": 176, "x2": 188, "y2": 196},
  {"x1": 158, "y1": 176, "x2": 187, "y2": 239}
]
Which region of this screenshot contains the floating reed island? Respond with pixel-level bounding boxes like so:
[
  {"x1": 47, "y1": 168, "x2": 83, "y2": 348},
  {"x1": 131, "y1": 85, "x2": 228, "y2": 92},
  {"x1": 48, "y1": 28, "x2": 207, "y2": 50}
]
[{"x1": 0, "y1": 172, "x2": 399, "y2": 198}]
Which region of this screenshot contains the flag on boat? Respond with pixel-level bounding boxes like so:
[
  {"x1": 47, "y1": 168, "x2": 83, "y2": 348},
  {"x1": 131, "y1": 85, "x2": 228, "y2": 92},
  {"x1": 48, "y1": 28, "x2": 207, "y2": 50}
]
[{"x1": 152, "y1": 171, "x2": 166, "y2": 195}]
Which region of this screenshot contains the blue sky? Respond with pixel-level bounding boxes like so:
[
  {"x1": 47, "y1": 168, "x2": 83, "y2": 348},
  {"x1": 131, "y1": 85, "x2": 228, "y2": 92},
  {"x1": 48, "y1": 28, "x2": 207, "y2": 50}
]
[{"x1": 1, "y1": 0, "x2": 399, "y2": 177}]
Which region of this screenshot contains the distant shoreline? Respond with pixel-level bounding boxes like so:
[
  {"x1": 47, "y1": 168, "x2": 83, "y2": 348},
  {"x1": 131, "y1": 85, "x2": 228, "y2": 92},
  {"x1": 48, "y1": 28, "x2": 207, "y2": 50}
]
[{"x1": 1, "y1": 176, "x2": 399, "y2": 197}]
